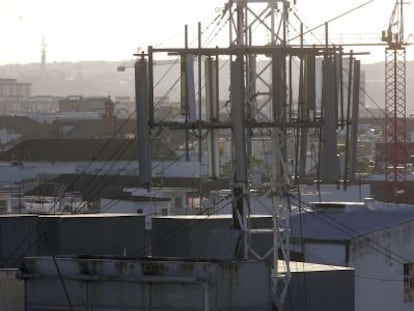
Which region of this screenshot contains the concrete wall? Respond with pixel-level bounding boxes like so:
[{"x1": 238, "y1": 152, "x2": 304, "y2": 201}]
[
  {"x1": 349, "y1": 222, "x2": 414, "y2": 311},
  {"x1": 0, "y1": 214, "x2": 145, "y2": 268},
  {"x1": 292, "y1": 221, "x2": 414, "y2": 311},
  {"x1": 284, "y1": 266, "x2": 355, "y2": 311},
  {"x1": 0, "y1": 215, "x2": 38, "y2": 267},
  {"x1": 151, "y1": 215, "x2": 273, "y2": 259},
  {"x1": 100, "y1": 198, "x2": 171, "y2": 229},
  {"x1": 38, "y1": 214, "x2": 146, "y2": 257},
  {"x1": 0, "y1": 269, "x2": 24, "y2": 311},
  {"x1": 152, "y1": 216, "x2": 229, "y2": 258},
  {"x1": 302, "y1": 243, "x2": 347, "y2": 266},
  {"x1": 21, "y1": 257, "x2": 272, "y2": 310}
]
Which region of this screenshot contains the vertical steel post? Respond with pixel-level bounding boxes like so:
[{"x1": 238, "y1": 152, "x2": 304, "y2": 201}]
[
  {"x1": 198, "y1": 22, "x2": 203, "y2": 163},
  {"x1": 135, "y1": 55, "x2": 152, "y2": 190},
  {"x1": 271, "y1": 47, "x2": 285, "y2": 293},
  {"x1": 184, "y1": 25, "x2": 190, "y2": 161},
  {"x1": 350, "y1": 60, "x2": 361, "y2": 182},
  {"x1": 320, "y1": 57, "x2": 339, "y2": 183},
  {"x1": 205, "y1": 57, "x2": 220, "y2": 178},
  {"x1": 231, "y1": 55, "x2": 248, "y2": 259},
  {"x1": 344, "y1": 53, "x2": 354, "y2": 190}
]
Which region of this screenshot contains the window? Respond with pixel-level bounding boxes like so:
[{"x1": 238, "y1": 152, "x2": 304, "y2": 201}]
[{"x1": 404, "y1": 263, "x2": 414, "y2": 302}]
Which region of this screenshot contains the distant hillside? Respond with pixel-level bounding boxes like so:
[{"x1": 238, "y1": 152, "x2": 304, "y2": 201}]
[
  {"x1": 0, "y1": 61, "x2": 136, "y2": 98},
  {"x1": 1, "y1": 59, "x2": 414, "y2": 111}
]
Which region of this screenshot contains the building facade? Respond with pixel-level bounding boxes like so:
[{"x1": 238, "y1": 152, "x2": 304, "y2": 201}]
[{"x1": 290, "y1": 202, "x2": 414, "y2": 311}]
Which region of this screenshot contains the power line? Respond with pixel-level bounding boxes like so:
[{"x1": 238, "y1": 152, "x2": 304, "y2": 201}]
[
  {"x1": 1, "y1": 117, "x2": 137, "y2": 267},
  {"x1": 292, "y1": 247, "x2": 403, "y2": 283},
  {"x1": 4, "y1": 60, "x2": 185, "y2": 264},
  {"x1": 2, "y1": 7, "x2": 236, "y2": 267},
  {"x1": 289, "y1": 194, "x2": 411, "y2": 265}
]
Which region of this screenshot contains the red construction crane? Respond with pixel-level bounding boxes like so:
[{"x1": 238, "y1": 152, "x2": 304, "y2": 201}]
[{"x1": 382, "y1": 0, "x2": 407, "y2": 201}]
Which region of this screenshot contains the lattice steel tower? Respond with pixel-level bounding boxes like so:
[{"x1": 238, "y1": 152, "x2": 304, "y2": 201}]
[
  {"x1": 382, "y1": 0, "x2": 407, "y2": 200},
  {"x1": 136, "y1": 0, "x2": 361, "y2": 306}
]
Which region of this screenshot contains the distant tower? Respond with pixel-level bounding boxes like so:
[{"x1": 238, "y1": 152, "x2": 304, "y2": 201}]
[
  {"x1": 41, "y1": 32, "x2": 47, "y2": 74},
  {"x1": 103, "y1": 95, "x2": 116, "y2": 137}
]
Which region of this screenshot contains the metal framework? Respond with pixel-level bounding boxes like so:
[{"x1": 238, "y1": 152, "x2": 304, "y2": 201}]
[
  {"x1": 382, "y1": 0, "x2": 407, "y2": 201},
  {"x1": 384, "y1": 48, "x2": 406, "y2": 188},
  {"x1": 135, "y1": 0, "x2": 361, "y2": 306}
]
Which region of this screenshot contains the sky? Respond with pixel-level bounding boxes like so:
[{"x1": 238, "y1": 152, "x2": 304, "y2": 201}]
[{"x1": 0, "y1": 0, "x2": 412, "y2": 65}]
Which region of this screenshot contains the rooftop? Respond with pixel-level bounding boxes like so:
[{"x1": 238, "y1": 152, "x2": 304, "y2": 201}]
[
  {"x1": 278, "y1": 261, "x2": 353, "y2": 273},
  {"x1": 290, "y1": 202, "x2": 414, "y2": 241},
  {"x1": 0, "y1": 138, "x2": 177, "y2": 162}
]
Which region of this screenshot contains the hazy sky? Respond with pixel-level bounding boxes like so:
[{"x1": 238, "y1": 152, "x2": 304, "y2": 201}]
[{"x1": 0, "y1": 0, "x2": 412, "y2": 64}]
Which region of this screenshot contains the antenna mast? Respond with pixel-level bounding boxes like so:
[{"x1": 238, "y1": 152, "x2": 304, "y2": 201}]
[{"x1": 137, "y1": 0, "x2": 361, "y2": 306}]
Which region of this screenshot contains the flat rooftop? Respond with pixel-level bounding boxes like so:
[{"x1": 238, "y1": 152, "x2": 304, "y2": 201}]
[{"x1": 278, "y1": 261, "x2": 353, "y2": 273}]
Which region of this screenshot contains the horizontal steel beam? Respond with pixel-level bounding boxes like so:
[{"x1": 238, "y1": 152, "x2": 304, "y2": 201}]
[{"x1": 151, "y1": 46, "x2": 341, "y2": 57}]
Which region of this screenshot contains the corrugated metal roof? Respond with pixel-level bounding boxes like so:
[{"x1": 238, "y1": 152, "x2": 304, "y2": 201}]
[{"x1": 290, "y1": 203, "x2": 414, "y2": 241}]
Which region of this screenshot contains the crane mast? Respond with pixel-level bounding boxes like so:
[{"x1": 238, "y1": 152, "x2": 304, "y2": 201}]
[{"x1": 382, "y1": 0, "x2": 407, "y2": 201}]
